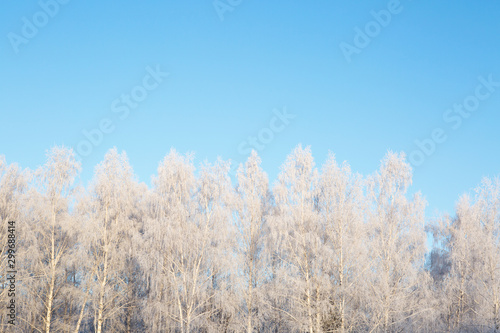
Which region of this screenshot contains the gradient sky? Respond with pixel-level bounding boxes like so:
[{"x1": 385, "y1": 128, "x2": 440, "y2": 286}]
[{"x1": 1, "y1": 1, "x2": 500, "y2": 220}]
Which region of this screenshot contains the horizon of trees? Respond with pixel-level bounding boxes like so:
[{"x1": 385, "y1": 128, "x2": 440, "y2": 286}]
[{"x1": 0, "y1": 145, "x2": 499, "y2": 333}]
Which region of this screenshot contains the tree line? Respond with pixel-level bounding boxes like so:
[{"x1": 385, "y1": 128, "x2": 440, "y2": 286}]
[{"x1": 0, "y1": 145, "x2": 499, "y2": 333}]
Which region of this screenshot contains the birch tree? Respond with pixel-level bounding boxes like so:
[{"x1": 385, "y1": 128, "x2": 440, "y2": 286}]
[
  {"x1": 142, "y1": 149, "x2": 196, "y2": 332},
  {"x1": 18, "y1": 147, "x2": 81, "y2": 333},
  {"x1": 437, "y1": 177, "x2": 500, "y2": 332},
  {"x1": 317, "y1": 153, "x2": 367, "y2": 332},
  {"x1": 235, "y1": 150, "x2": 270, "y2": 333},
  {"x1": 197, "y1": 159, "x2": 238, "y2": 332},
  {"x1": 365, "y1": 151, "x2": 429, "y2": 332},
  {"x1": 438, "y1": 196, "x2": 484, "y2": 331},
  {"x1": 0, "y1": 156, "x2": 24, "y2": 330},
  {"x1": 81, "y1": 148, "x2": 143, "y2": 333},
  {"x1": 144, "y1": 152, "x2": 236, "y2": 332},
  {"x1": 270, "y1": 145, "x2": 324, "y2": 333},
  {"x1": 475, "y1": 178, "x2": 500, "y2": 333}
]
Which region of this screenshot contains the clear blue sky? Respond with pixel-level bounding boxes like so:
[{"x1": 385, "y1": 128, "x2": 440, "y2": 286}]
[{"x1": 1, "y1": 1, "x2": 499, "y2": 219}]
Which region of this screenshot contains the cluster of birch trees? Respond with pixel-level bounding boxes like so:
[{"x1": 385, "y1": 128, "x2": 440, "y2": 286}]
[{"x1": 0, "y1": 145, "x2": 499, "y2": 333}]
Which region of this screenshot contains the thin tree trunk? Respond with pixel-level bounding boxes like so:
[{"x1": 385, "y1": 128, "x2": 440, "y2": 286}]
[
  {"x1": 45, "y1": 208, "x2": 57, "y2": 333},
  {"x1": 306, "y1": 275, "x2": 314, "y2": 333},
  {"x1": 383, "y1": 302, "x2": 389, "y2": 333},
  {"x1": 73, "y1": 289, "x2": 89, "y2": 333},
  {"x1": 96, "y1": 248, "x2": 108, "y2": 333},
  {"x1": 302, "y1": 197, "x2": 314, "y2": 333},
  {"x1": 315, "y1": 286, "x2": 321, "y2": 333},
  {"x1": 97, "y1": 206, "x2": 110, "y2": 333},
  {"x1": 339, "y1": 226, "x2": 345, "y2": 333},
  {"x1": 126, "y1": 306, "x2": 131, "y2": 333},
  {"x1": 45, "y1": 263, "x2": 56, "y2": 333},
  {"x1": 247, "y1": 260, "x2": 253, "y2": 333},
  {"x1": 494, "y1": 298, "x2": 499, "y2": 332},
  {"x1": 176, "y1": 292, "x2": 184, "y2": 333}
]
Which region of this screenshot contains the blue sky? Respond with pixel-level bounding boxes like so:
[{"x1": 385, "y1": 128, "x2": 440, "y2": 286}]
[{"x1": 1, "y1": 1, "x2": 500, "y2": 219}]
